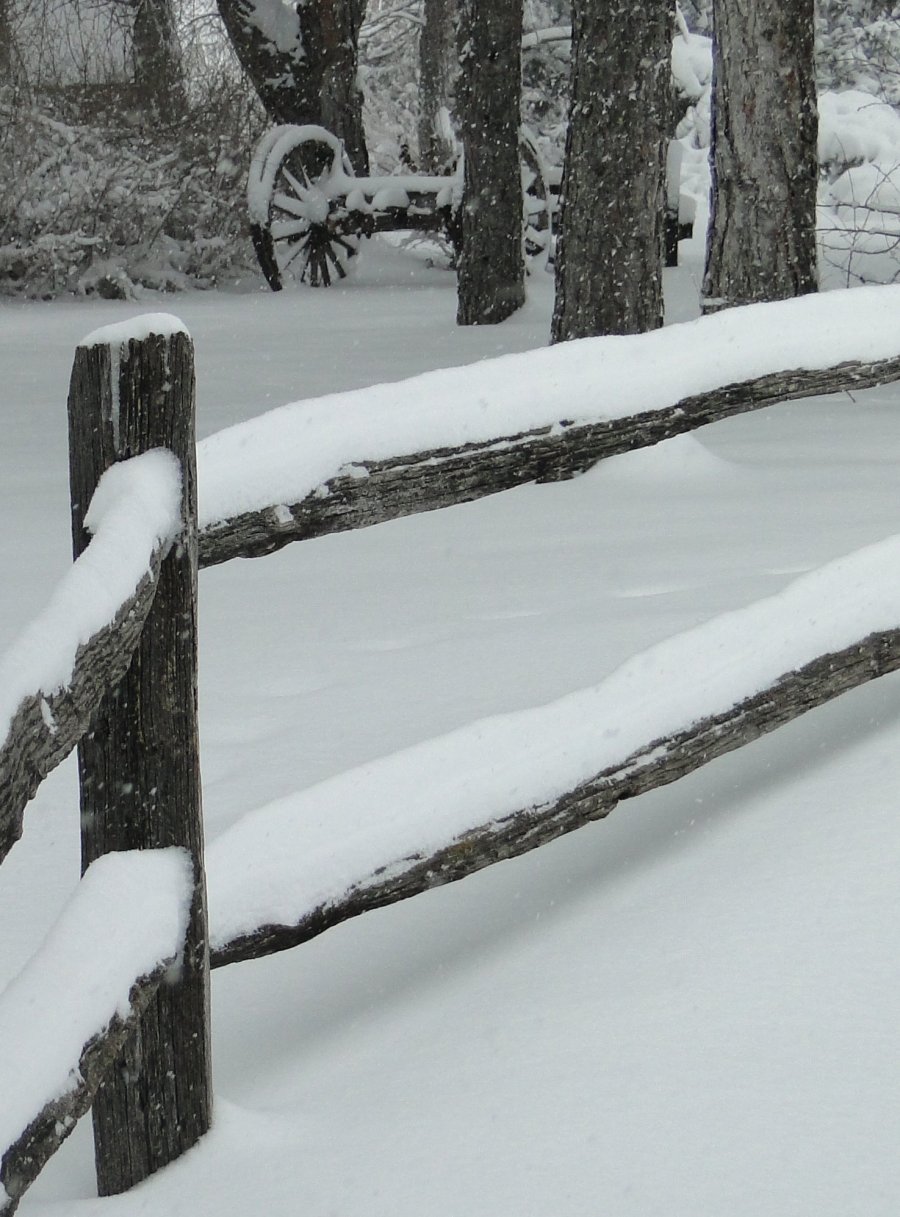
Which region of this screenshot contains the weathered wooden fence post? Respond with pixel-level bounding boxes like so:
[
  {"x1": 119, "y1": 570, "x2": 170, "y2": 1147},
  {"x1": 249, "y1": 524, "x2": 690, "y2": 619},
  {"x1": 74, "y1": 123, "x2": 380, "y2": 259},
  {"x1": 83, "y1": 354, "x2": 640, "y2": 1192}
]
[{"x1": 66, "y1": 316, "x2": 211, "y2": 1195}]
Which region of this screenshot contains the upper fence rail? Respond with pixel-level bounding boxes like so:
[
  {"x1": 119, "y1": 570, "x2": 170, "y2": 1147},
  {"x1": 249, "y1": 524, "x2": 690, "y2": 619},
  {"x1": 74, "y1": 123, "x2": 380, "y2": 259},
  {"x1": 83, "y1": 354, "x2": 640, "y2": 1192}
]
[{"x1": 195, "y1": 286, "x2": 900, "y2": 567}]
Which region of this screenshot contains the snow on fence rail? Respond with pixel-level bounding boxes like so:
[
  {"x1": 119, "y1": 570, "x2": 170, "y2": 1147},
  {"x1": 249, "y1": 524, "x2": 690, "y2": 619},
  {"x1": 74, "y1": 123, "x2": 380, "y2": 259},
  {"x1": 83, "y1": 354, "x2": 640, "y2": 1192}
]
[
  {"x1": 0, "y1": 452, "x2": 181, "y2": 867},
  {"x1": 0, "y1": 849, "x2": 192, "y2": 1217},
  {"x1": 206, "y1": 535, "x2": 900, "y2": 966},
  {"x1": 196, "y1": 286, "x2": 900, "y2": 566},
  {"x1": 3, "y1": 296, "x2": 900, "y2": 1208}
]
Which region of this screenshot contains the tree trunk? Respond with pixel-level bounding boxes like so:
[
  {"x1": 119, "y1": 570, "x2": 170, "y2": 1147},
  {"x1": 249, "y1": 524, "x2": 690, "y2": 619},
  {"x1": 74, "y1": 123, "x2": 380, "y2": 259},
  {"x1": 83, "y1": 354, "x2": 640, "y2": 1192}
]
[
  {"x1": 551, "y1": 0, "x2": 672, "y2": 342},
  {"x1": 417, "y1": 0, "x2": 456, "y2": 172},
  {"x1": 0, "y1": 0, "x2": 11, "y2": 80},
  {"x1": 132, "y1": 0, "x2": 186, "y2": 123},
  {"x1": 216, "y1": 0, "x2": 369, "y2": 173},
  {"x1": 456, "y1": 0, "x2": 525, "y2": 325},
  {"x1": 318, "y1": 0, "x2": 368, "y2": 173},
  {"x1": 702, "y1": 0, "x2": 817, "y2": 311},
  {"x1": 67, "y1": 323, "x2": 212, "y2": 1196}
]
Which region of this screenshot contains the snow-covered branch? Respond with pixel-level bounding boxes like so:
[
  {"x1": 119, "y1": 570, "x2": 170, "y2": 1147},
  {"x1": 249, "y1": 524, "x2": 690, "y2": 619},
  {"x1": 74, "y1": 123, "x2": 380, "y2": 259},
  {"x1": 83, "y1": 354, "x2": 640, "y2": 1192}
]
[
  {"x1": 196, "y1": 288, "x2": 900, "y2": 568},
  {"x1": 0, "y1": 850, "x2": 193, "y2": 1216},
  {"x1": 208, "y1": 534, "x2": 900, "y2": 967},
  {"x1": 0, "y1": 452, "x2": 181, "y2": 867}
]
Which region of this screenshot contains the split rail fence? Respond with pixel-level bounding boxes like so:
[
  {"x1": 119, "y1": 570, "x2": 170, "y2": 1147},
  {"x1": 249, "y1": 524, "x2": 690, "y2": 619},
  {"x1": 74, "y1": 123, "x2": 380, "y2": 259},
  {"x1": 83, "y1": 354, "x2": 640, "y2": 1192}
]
[{"x1": 2, "y1": 295, "x2": 900, "y2": 1213}]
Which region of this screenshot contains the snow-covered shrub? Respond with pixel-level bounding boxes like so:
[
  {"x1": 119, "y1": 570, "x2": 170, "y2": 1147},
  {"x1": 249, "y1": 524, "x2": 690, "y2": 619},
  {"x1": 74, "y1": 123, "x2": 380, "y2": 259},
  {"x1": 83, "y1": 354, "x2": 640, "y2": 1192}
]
[
  {"x1": 817, "y1": 1, "x2": 900, "y2": 105},
  {"x1": 817, "y1": 90, "x2": 900, "y2": 285},
  {"x1": 0, "y1": 74, "x2": 264, "y2": 298}
]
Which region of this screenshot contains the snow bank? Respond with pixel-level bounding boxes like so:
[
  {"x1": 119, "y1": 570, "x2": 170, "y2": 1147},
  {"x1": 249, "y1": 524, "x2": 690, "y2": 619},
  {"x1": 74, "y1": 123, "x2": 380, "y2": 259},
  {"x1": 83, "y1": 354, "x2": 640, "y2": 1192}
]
[
  {"x1": 207, "y1": 530, "x2": 900, "y2": 949},
  {"x1": 198, "y1": 286, "x2": 900, "y2": 530},
  {"x1": 0, "y1": 450, "x2": 181, "y2": 746},
  {"x1": 0, "y1": 848, "x2": 192, "y2": 1155}
]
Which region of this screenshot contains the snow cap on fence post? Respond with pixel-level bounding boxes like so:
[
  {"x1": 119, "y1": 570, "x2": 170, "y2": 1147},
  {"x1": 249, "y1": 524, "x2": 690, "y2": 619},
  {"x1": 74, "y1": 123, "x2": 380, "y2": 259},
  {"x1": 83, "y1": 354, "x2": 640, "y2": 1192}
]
[{"x1": 66, "y1": 314, "x2": 212, "y2": 1196}]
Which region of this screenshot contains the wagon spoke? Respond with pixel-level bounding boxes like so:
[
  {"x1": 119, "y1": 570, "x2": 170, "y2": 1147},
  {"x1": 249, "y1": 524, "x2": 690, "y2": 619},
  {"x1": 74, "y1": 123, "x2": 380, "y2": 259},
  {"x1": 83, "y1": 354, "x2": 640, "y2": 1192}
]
[
  {"x1": 322, "y1": 242, "x2": 348, "y2": 280},
  {"x1": 272, "y1": 191, "x2": 309, "y2": 219},
  {"x1": 280, "y1": 236, "x2": 311, "y2": 276},
  {"x1": 271, "y1": 219, "x2": 311, "y2": 240},
  {"x1": 318, "y1": 247, "x2": 333, "y2": 287},
  {"x1": 282, "y1": 167, "x2": 309, "y2": 200}
]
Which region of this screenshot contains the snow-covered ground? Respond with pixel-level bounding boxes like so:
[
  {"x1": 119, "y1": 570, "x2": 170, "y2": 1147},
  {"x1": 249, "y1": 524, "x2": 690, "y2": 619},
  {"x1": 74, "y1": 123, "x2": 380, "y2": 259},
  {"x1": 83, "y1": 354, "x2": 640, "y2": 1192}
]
[{"x1": 2, "y1": 240, "x2": 900, "y2": 1215}]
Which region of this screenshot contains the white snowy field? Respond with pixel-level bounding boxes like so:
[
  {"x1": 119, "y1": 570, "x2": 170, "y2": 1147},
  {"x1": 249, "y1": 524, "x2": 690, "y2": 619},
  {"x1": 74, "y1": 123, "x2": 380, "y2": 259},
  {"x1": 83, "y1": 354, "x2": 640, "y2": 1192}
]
[{"x1": 2, "y1": 240, "x2": 900, "y2": 1216}]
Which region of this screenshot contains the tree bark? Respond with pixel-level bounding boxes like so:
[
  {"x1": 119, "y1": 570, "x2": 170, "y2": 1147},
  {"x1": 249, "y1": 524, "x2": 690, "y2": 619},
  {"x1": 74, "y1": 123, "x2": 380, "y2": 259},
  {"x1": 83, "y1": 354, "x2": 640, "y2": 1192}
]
[
  {"x1": 551, "y1": 0, "x2": 673, "y2": 341},
  {"x1": 455, "y1": 0, "x2": 525, "y2": 325},
  {"x1": 702, "y1": 0, "x2": 817, "y2": 311},
  {"x1": 216, "y1": 0, "x2": 369, "y2": 173},
  {"x1": 131, "y1": 0, "x2": 186, "y2": 123},
  {"x1": 317, "y1": 0, "x2": 369, "y2": 173},
  {"x1": 417, "y1": 0, "x2": 456, "y2": 172},
  {"x1": 67, "y1": 326, "x2": 211, "y2": 1196},
  {"x1": 0, "y1": 0, "x2": 12, "y2": 81}
]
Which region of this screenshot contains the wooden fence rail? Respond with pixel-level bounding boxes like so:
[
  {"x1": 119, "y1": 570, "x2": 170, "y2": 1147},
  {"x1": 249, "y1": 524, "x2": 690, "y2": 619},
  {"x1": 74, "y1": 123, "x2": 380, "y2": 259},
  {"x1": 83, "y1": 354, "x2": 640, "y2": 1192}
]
[
  {"x1": 209, "y1": 626, "x2": 900, "y2": 966},
  {"x1": 0, "y1": 850, "x2": 192, "y2": 1217},
  {"x1": 206, "y1": 548, "x2": 900, "y2": 967},
  {"x1": 0, "y1": 531, "x2": 167, "y2": 869},
  {"x1": 196, "y1": 288, "x2": 900, "y2": 566},
  {"x1": 2, "y1": 296, "x2": 900, "y2": 1209},
  {"x1": 198, "y1": 355, "x2": 900, "y2": 566}
]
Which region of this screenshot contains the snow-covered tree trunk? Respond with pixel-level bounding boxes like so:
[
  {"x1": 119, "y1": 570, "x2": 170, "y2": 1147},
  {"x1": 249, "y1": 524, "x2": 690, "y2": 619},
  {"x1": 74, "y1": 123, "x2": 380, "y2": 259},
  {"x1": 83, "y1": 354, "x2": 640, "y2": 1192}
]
[
  {"x1": 216, "y1": 0, "x2": 319, "y2": 126},
  {"x1": 702, "y1": 0, "x2": 817, "y2": 311},
  {"x1": 132, "y1": 0, "x2": 185, "y2": 123},
  {"x1": 216, "y1": 0, "x2": 369, "y2": 173},
  {"x1": 551, "y1": 0, "x2": 672, "y2": 342},
  {"x1": 417, "y1": 0, "x2": 456, "y2": 172},
  {"x1": 456, "y1": 0, "x2": 525, "y2": 326}
]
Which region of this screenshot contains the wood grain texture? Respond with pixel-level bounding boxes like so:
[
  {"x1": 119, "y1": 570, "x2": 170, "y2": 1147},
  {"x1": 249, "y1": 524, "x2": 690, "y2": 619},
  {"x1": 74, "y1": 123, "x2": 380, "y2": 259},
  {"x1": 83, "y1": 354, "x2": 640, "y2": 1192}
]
[
  {"x1": 198, "y1": 354, "x2": 900, "y2": 568},
  {"x1": 68, "y1": 330, "x2": 212, "y2": 1195},
  {"x1": 211, "y1": 627, "x2": 900, "y2": 969}
]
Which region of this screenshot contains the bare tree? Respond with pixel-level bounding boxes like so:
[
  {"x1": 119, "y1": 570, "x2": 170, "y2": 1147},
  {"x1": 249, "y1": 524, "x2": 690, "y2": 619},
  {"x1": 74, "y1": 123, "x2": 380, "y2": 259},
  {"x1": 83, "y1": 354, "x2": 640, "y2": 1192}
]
[
  {"x1": 551, "y1": 0, "x2": 673, "y2": 341},
  {"x1": 702, "y1": 0, "x2": 817, "y2": 310},
  {"x1": 216, "y1": 0, "x2": 369, "y2": 172},
  {"x1": 456, "y1": 0, "x2": 525, "y2": 325}
]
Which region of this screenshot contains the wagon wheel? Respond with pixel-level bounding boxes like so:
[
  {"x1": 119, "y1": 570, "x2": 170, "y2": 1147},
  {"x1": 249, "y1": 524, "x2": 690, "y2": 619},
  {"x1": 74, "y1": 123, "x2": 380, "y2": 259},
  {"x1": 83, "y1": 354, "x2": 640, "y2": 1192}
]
[
  {"x1": 519, "y1": 129, "x2": 553, "y2": 269},
  {"x1": 248, "y1": 125, "x2": 363, "y2": 291}
]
